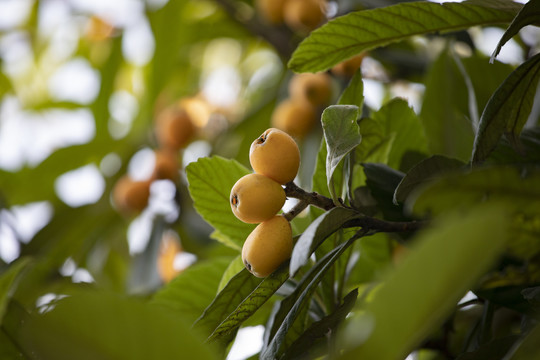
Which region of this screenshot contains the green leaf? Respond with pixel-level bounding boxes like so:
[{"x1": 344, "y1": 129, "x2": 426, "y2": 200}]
[
  {"x1": 363, "y1": 163, "x2": 406, "y2": 221},
  {"x1": 17, "y1": 290, "x2": 217, "y2": 360},
  {"x1": 420, "y1": 47, "x2": 475, "y2": 162},
  {"x1": 491, "y1": 0, "x2": 540, "y2": 62},
  {"x1": 0, "y1": 328, "x2": 24, "y2": 359},
  {"x1": 456, "y1": 335, "x2": 519, "y2": 360},
  {"x1": 504, "y1": 323, "x2": 540, "y2": 360},
  {"x1": 371, "y1": 98, "x2": 428, "y2": 170},
  {"x1": 217, "y1": 256, "x2": 245, "y2": 292},
  {"x1": 282, "y1": 288, "x2": 358, "y2": 360},
  {"x1": 322, "y1": 105, "x2": 362, "y2": 202},
  {"x1": 152, "y1": 257, "x2": 232, "y2": 325},
  {"x1": 338, "y1": 71, "x2": 364, "y2": 109},
  {"x1": 186, "y1": 156, "x2": 255, "y2": 250},
  {"x1": 407, "y1": 166, "x2": 540, "y2": 217},
  {"x1": 472, "y1": 52, "x2": 540, "y2": 164},
  {"x1": 290, "y1": 207, "x2": 362, "y2": 276},
  {"x1": 0, "y1": 258, "x2": 31, "y2": 324},
  {"x1": 262, "y1": 234, "x2": 361, "y2": 360},
  {"x1": 393, "y1": 155, "x2": 465, "y2": 204},
  {"x1": 341, "y1": 205, "x2": 510, "y2": 360},
  {"x1": 205, "y1": 264, "x2": 289, "y2": 343},
  {"x1": 288, "y1": 2, "x2": 519, "y2": 73}
]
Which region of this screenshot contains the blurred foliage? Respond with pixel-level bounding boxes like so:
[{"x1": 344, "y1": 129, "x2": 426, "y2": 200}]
[{"x1": 0, "y1": 0, "x2": 539, "y2": 359}]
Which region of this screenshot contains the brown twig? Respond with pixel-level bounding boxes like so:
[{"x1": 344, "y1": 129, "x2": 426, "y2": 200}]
[
  {"x1": 284, "y1": 182, "x2": 335, "y2": 211},
  {"x1": 212, "y1": 0, "x2": 298, "y2": 60},
  {"x1": 284, "y1": 182, "x2": 428, "y2": 233}
]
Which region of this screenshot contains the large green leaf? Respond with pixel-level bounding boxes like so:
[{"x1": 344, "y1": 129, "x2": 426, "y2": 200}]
[
  {"x1": 341, "y1": 205, "x2": 509, "y2": 360},
  {"x1": 14, "y1": 290, "x2": 217, "y2": 360},
  {"x1": 393, "y1": 155, "x2": 465, "y2": 204},
  {"x1": 371, "y1": 98, "x2": 428, "y2": 171},
  {"x1": 322, "y1": 105, "x2": 362, "y2": 202},
  {"x1": 290, "y1": 207, "x2": 362, "y2": 276},
  {"x1": 420, "y1": 47, "x2": 475, "y2": 162},
  {"x1": 472, "y1": 52, "x2": 540, "y2": 164},
  {"x1": 185, "y1": 156, "x2": 254, "y2": 250},
  {"x1": 204, "y1": 264, "x2": 289, "y2": 343},
  {"x1": 288, "y1": 1, "x2": 520, "y2": 73},
  {"x1": 151, "y1": 257, "x2": 232, "y2": 325},
  {"x1": 281, "y1": 288, "x2": 358, "y2": 360},
  {"x1": 407, "y1": 167, "x2": 540, "y2": 216},
  {"x1": 262, "y1": 234, "x2": 361, "y2": 360},
  {"x1": 491, "y1": 0, "x2": 540, "y2": 62}
]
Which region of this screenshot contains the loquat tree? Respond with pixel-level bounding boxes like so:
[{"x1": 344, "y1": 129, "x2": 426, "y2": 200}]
[{"x1": 0, "y1": 1, "x2": 539, "y2": 359}]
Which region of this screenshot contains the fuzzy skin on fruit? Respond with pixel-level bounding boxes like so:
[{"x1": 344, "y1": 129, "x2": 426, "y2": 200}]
[
  {"x1": 242, "y1": 215, "x2": 293, "y2": 278},
  {"x1": 230, "y1": 173, "x2": 286, "y2": 224},
  {"x1": 155, "y1": 104, "x2": 196, "y2": 150},
  {"x1": 283, "y1": 0, "x2": 326, "y2": 32},
  {"x1": 289, "y1": 72, "x2": 332, "y2": 107},
  {"x1": 250, "y1": 128, "x2": 300, "y2": 185},
  {"x1": 256, "y1": 0, "x2": 286, "y2": 24},
  {"x1": 112, "y1": 175, "x2": 151, "y2": 215},
  {"x1": 271, "y1": 98, "x2": 316, "y2": 139}
]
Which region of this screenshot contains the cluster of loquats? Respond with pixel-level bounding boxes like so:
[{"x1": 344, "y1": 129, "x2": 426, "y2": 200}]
[
  {"x1": 271, "y1": 72, "x2": 333, "y2": 139},
  {"x1": 111, "y1": 100, "x2": 196, "y2": 217},
  {"x1": 255, "y1": 0, "x2": 327, "y2": 33},
  {"x1": 272, "y1": 53, "x2": 367, "y2": 139},
  {"x1": 230, "y1": 128, "x2": 301, "y2": 277}
]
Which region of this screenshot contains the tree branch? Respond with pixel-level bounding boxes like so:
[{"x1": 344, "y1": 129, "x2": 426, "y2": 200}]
[
  {"x1": 284, "y1": 182, "x2": 427, "y2": 233},
  {"x1": 212, "y1": 0, "x2": 298, "y2": 59}
]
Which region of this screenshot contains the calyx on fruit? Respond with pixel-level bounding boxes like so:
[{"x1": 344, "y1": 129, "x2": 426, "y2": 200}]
[
  {"x1": 230, "y1": 173, "x2": 286, "y2": 224},
  {"x1": 242, "y1": 215, "x2": 293, "y2": 278},
  {"x1": 250, "y1": 128, "x2": 300, "y2": 185}
]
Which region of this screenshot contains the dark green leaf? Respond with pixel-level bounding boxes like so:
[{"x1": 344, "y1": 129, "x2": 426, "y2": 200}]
[
  {"x1": 282, "y1": 288, "x2": 358, "y2": 360},
  {"x1": 472, "y1": 53, "x2": 540, "y2": 164},
  {"x1": 456, "y1": 335, "x2": 520, "y2": 360},
  {"x1": 393, "y1": 155, "x2": 465, "y2": 204},
  {"x1": 363, "y1": 163, "x2": 406, "y2": 221},
  {"x1": 491, "y1": 0, "x2": 540, "y2": 62},
  {"x1": 290, "y1": 207, "x2": 362, "y2": 276},
  {"x1": 152, "y1": 257, "x2": 232, "y2": 325},
  {"x1": 341, "y1": 205, "x2": 509, "y2": 359},
  {"x1": 205, "y1": 264, "x2": 289, "y2": 343},
  {"x1": 322, "y1": 105, "x2": 362, "y2": 202},
  {"x1": 263, "y1": 234, "x2": 361, "y2": 360},
  {"x1": 504, "y1": 323, "x2": 540, "y2": 360},
  {"x1": 289, "y1": 2, "x2": 519, "y2": 73},
  {"x1": 0, "y1": 328, "x2": 24, "y2": 359},
  {"x1": 186, "y1": 156, "x2": 254, "y2": 250},
  {"x1": 0, "y1": 258, "x2": 31, "y2": 324},
  {"x1": 420, "y1": 47, "x2": 475, "y2": 162},
  {"x1": 522, "y1": 286, "x2": 540, "y2": 310},
  {"x1": 16, "y1": 290, "x2": 217, "y2": 360},
  {"x1": 407, "y1": 166, "x2": 540, "y2": 216}
]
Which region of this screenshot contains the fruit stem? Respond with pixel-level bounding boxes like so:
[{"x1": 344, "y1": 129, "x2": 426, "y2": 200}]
[
  {"x1": 284, "y1": 182, "x2": 335, "y2": 211},
  {"x1": 283, "y1": 200, "x2": 309, "y2": 221},
  {"x1": 284, "y1": 182, "x2": 428, "y2": 233}
]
